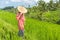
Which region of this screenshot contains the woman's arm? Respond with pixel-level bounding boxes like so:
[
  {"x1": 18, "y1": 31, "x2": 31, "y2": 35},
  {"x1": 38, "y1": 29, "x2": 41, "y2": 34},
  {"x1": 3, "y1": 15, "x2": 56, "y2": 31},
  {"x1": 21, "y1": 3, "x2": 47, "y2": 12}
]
[{"x1": 16, "y1": 13, "x2": 22, "y2": 20}]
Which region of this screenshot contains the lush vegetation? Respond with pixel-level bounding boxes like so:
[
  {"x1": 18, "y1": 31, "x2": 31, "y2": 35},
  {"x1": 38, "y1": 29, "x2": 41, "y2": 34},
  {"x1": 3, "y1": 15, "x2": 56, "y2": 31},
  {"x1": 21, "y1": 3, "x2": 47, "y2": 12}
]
[
  {"x1": 0, "y1": 0, "x2": 60, "y2": 40},
  {"x1": 27, "y1": 0, "x2": 60, "y2": 24},
  {"x1": 2, "y1": 0, "x2": 60, "y2": 24},
  {"x1": 0, "y1": 9, "x2": 60, "y2": 40}
]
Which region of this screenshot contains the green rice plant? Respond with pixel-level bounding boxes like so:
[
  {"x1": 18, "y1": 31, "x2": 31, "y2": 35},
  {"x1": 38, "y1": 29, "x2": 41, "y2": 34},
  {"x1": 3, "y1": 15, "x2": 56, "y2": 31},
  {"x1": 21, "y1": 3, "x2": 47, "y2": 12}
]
[{"x1": 0, "y1": 10, "x2": 60, "y2": 40}]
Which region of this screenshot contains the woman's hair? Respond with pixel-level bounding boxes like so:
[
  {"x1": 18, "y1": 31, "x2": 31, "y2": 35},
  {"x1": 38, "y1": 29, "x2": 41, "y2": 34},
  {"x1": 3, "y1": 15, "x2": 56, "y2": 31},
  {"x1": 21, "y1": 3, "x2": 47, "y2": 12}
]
[
  {"x1": 18, "y1": 12, "x2": 23, "y2": 14},
  {"x1": 18, "y1": 12, "x2": 21, "y2": 13}
]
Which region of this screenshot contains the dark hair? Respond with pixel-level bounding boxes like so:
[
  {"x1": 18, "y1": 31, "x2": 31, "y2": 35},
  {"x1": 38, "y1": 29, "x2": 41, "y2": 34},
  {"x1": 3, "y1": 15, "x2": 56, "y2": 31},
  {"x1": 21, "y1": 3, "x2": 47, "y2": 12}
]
[
  {"x1": 18, "y1": 12, "x2": 21, "y2": 13},
  {"x1": 18, "y1": 12, "x2": 23, "y2": 13}
]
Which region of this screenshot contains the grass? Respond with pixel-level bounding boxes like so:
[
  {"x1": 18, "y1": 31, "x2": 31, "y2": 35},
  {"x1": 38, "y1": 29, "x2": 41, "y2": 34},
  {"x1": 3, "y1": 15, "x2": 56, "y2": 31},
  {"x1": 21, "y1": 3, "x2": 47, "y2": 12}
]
[{"x1": 0, "y1": 10, "x2": 60, "y2": 40}]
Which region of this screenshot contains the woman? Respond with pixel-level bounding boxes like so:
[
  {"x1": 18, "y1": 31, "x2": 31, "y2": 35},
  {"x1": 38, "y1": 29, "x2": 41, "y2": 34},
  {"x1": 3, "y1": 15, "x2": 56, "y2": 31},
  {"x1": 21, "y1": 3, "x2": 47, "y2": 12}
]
[{"x1": 16, "y1": 6, "x2": 27, "y2": 37}]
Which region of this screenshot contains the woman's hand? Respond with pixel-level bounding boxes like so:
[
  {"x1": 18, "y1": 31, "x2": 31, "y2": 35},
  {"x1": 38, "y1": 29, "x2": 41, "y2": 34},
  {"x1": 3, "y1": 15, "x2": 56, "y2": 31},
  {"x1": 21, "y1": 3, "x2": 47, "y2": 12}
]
[{"x1": 16, "y1": 13, "x2": 22, "y2": 20}]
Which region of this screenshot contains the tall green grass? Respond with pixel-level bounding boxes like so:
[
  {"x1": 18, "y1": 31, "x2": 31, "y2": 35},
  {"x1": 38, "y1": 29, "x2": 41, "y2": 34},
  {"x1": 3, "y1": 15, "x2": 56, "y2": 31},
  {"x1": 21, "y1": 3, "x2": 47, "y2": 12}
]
[{"x1": 0, "y1": 10, "x2": 60, "y2": 40}]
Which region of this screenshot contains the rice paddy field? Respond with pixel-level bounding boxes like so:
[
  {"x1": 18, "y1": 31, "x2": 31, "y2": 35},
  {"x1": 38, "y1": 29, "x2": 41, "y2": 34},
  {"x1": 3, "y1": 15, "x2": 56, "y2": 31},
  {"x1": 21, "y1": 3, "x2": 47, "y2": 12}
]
[{"x1": 0, "y1": 10, "x2": 60, "y2": 40}]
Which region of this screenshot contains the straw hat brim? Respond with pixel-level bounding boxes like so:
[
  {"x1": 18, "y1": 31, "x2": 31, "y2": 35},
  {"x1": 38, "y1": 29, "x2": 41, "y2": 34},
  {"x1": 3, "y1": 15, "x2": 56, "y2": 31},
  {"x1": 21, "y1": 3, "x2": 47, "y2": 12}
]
[{"x1": 17, "y1": 6, "x2": 27, "y2": 13}]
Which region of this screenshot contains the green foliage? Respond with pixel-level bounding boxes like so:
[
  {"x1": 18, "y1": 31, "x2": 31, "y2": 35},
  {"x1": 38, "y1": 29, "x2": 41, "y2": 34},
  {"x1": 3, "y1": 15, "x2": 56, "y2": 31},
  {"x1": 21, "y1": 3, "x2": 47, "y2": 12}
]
[
  {"x1": 38, "y1": 0, "x2": 47, "y2": 11},
  {"x1": 0, "y1": 0, "x2": 60, "y2": 40},
  {"x1": 0, "y1": 10, "x2": 60, "y2": 40},
  {"x1": 0, "y1": 10, "x2": 17, "y2": 26},
  {"x1": 37, "y1": 0, "x2": 60, "y2": 11},
  {"x1": 2, "y1": 6, "x2": 14, "y2": 10},
  {"x1": 42, "y1": 10, "x2": 60, "y2": 23},
  {"x1": 2, "y1": 6, "x2": 17, "y2": 13},
  {"x1": 27, "y1": 0, "x2": 60, "y2": 22}
]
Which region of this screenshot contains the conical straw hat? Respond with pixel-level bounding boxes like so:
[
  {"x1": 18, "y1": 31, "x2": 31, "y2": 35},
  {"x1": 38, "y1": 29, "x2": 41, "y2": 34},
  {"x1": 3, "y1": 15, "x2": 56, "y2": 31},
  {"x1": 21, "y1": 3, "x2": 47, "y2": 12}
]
[{"x1": 17, "y1": 6, "x2": 27, "y2": 13}]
